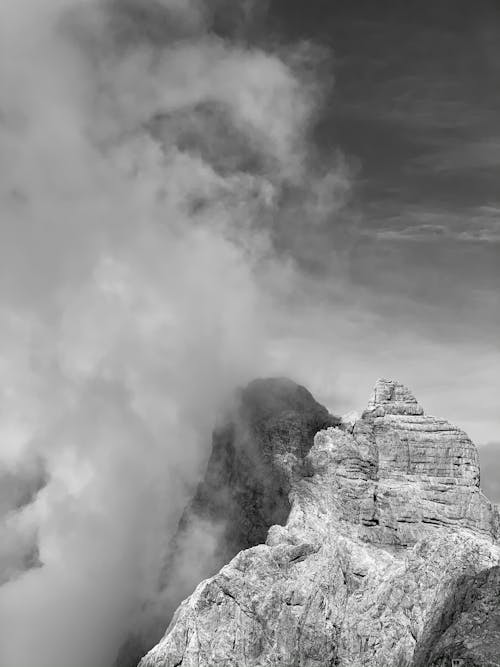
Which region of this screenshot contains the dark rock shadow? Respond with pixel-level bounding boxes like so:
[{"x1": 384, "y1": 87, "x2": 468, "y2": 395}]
[
  {"x1": 412, "y1": 565, "x2": 500, "y2": 667},
  {"x1": 116, "y1": 377, "x2": 338, "y2": 667}
]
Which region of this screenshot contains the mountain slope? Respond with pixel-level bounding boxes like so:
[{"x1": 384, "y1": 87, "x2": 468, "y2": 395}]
[
  {"x1": 139, "y1": 379, "x2": 500, "y2": 667},
  {"x1": 118, "y1": 378, "x2": 338, "y2": 667}
]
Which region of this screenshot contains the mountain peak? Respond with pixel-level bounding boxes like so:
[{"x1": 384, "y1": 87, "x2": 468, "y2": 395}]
[
  {"x1": 367, "y1": 378, "x2": 424, "y2": 415},
  {"x1": 138, "y1": 378, "x2": 500, "y2": 667}
]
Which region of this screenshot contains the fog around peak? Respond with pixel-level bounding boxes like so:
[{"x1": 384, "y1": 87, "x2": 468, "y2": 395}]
[{"x1": 0, "y1": 2, "x2": 348, "y2": 666}]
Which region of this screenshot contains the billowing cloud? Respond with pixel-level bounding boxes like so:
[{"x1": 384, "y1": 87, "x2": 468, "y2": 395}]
[{"x1": 0, "y1": 2, "x2": 348, "y2": 667}]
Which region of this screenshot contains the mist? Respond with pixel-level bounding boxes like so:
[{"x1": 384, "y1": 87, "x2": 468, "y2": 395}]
[{"x1": 0, "y1": 2, "x2": 348, "y2": 666}]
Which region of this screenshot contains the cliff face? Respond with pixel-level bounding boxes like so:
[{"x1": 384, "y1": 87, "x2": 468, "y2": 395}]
[
  {"x1": 118, "y1": 378, "x2": 338, "y2": 667},
  {"x1": 161, "y1": 377, "x2": 340, "y2": 596},
  {"x1": 139, "y1": 379, "x2": 500, "y2": 667},
  {"x1": 413, "y1": 565, "x2": 500, "y2": 667}
]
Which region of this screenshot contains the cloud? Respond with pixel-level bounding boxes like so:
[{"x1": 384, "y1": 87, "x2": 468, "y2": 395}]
[
  {"x1": 367, "y1": 206, "x2": 500, "y2": 243},
  {"x1": 0, "y1": 2, "x2": 349, "y2": 666}
]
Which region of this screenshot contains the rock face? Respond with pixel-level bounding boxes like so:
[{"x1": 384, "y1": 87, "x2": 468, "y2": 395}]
[
  {"x1": 167, "y1": 377, "x2": 340, "y2": 575},
  {"x1": 118, "y1": 378, "x2": 338, "y2": 667},
  {"x1": 413, "y1": 565, "x2": 500, "y2": 667},
  {"x1": 139, "y1": 379, "x2": 500, "y2": 667}
]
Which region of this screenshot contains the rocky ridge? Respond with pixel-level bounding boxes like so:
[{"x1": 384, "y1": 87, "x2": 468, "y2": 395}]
[{"x1": 139, "y1": 379, "x2": 500, "y2": 667}]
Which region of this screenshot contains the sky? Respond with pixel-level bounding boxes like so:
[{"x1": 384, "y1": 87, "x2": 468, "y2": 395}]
[
  {"x1": 265, "y1": 0, "x2": 500, "y2": 446},
  {"x1": 0, "y1": 2, "x2": 498, "y2": 667}
]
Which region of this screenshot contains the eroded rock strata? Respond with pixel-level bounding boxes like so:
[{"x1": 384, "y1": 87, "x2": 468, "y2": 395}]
[{"x1": 139, "y1": 379, "x2": 500, "y2": 667}]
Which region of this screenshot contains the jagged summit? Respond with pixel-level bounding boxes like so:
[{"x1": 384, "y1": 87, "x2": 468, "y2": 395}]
[
  {"x1": 138, "y1": 378, "x2": 500, "y2": 667},
  {"x1": 367, "y1": 378, "x2": 424, "y2": 415}
]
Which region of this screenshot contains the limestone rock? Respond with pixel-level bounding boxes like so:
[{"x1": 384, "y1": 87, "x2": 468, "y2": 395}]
[
  {"x1": 139, "y1": 379, "x2": 500, "y2": 667},
  {"x1": 367, "y1": 378, "x2": 424, "y2": 416},
  {"x1": 359, "y1": 379, "x2": 498, "y2": 546},
  {"x1": 413, "y1": 565, "x2": 500, "y2": 667}
]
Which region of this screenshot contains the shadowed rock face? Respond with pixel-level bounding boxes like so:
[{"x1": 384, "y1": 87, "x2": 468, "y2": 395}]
[
  {"x1": 0, "y1": 458, "x2": 47, "y2": 586},
  {"x1": 159, "y1": 377, "x2": 339, "y2": 610},
  {"x1": 182, "y1": 378, "x2": 339, "y2": 556},
  {"x1": 413, "y1": 566, "x2": 500, "y2": 667},
  {"x1": 117, "y1": 378, "x2": 338, "y2": 667},
  {"x1": 138, "y1": 379, "x2": 500, "y2": 667}
]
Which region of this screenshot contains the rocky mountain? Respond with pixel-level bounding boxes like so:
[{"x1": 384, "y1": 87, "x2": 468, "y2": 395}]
[{"x1": 138, "y1": 378, "x2": 500, "y2": 667}]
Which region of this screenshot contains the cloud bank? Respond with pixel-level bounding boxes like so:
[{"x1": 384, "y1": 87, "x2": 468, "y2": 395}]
[{"x1": 0, "y1": 2, "x2": 348, "y2": 666}]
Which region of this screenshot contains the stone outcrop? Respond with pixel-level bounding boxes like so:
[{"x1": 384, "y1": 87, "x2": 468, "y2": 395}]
[
  {"x1": 351, "y1": 378, "x2": 499, "y2": 547},
  {"x1": 138, "y1": 379, "x2": 500, "y2": 667}
]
